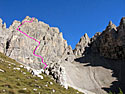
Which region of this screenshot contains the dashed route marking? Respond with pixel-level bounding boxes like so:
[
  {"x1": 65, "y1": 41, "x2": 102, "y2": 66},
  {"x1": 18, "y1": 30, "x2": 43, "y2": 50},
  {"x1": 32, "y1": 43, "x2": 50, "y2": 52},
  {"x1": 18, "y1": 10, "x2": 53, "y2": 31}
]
[{"x1": 17, "y1": 18, "x2": 47, "y2": 69}]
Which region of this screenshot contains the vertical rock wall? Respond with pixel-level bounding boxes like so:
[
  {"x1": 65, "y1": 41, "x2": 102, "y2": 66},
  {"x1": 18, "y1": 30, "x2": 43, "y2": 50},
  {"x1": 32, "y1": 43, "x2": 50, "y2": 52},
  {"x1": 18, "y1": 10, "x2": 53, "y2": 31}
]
[{"x1": 0, "y1": 16, "x2": 75, "y2": 88}]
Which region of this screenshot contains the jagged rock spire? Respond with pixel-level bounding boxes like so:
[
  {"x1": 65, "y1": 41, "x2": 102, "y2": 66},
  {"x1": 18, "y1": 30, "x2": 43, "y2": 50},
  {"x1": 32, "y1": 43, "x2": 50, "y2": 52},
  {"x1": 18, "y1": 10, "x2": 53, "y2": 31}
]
[
  {"x1": 120, "y1": 17, "x2": 125, "y2": 25},
  {"x1": 106, "y1": 20, "x2": 117, "y2": 31},
  {"x1": 0, "y1": 18, "x2": 6, "y2": 29},
  {"x1": 0, "y1": 18, "x2": 2, "y2": 24},
  {"x1": 109, "y1": 21, "x2": 112, "y2": 26},
  {"x1": 73, "y1": 33, "x2": 90, "y2": 56}
]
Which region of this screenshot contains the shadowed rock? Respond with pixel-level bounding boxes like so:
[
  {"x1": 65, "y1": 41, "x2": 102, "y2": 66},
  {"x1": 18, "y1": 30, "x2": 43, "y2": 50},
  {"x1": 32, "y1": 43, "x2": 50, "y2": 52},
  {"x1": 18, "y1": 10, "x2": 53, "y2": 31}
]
[{"x1": 0, "y1": 16, "x2": 125, "y2": 94}]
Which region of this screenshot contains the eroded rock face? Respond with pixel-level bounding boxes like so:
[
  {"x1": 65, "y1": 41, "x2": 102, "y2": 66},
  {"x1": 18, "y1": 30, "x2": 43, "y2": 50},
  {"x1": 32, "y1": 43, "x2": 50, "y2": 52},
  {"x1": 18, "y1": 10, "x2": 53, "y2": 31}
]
[
  {"x1": 91, "y1": 18, "x2": 125, "y2": 59},
  {"x1": 73, "y1": 33, "x2": 90, "y2": 57},
  {"x1": 1, "y1": 16, "x2": 125, "y2": 94},
  {"x1": 74, "y1": 18, "x2": 125, "y2": 60},
  {"x1": 0, "y1": 16, "x2": 75, "y2": 88},
  {"x1": 72, "y1": 17, "x2": 125, "y2": 94}
]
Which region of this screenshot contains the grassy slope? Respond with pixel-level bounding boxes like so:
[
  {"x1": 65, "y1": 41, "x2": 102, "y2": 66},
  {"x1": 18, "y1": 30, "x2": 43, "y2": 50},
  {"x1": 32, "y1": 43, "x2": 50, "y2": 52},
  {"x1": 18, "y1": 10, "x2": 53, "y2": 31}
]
[{"x1": 0, "y1": 52, "x2": 83, "y2": 94}]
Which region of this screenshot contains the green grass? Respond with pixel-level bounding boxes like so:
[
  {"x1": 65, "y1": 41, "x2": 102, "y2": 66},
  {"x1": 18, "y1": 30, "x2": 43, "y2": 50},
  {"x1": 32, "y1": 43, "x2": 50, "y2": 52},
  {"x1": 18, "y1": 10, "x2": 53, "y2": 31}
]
[
  {"x1": 108, "y1": 88, "x2": 123, "y2": 94},
  {"x1": 0, "y1": 52, "x2": 83, "y2": 94}
]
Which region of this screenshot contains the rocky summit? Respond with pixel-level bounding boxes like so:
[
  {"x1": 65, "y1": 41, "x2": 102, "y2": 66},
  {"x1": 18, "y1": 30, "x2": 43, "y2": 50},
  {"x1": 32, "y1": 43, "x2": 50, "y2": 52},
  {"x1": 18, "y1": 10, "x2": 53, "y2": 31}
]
[{"x1": 0, "y1": 16, "x2": 125, "y2": 94}]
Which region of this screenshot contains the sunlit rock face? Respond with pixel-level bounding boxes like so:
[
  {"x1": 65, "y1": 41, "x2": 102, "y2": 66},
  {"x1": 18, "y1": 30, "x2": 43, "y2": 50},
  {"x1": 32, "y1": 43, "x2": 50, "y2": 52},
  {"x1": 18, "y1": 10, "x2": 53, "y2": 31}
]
[
  {"x1": 0, "y1": 16, "x2": 125, "y2": 94},
  {"x1": 73, "y1": 33, "x2": 90, "y2": 57},
  {"x1": 0, "y1": 16, "x2": 75, "y2": 89}
]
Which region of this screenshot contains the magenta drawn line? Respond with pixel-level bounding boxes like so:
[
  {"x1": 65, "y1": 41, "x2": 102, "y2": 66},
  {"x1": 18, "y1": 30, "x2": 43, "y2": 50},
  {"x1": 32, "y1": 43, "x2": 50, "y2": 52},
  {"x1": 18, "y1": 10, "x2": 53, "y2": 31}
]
[{"x1": 17, "y1": 18, "x2": 47, "y2": 69}]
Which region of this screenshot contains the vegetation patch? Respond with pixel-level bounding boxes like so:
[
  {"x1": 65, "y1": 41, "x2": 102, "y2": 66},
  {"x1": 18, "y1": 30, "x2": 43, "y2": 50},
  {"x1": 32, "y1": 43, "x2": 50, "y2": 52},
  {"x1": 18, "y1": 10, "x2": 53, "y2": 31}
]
[{"x1": 0, "y1": 52, "x2": 83, "y2": 94}]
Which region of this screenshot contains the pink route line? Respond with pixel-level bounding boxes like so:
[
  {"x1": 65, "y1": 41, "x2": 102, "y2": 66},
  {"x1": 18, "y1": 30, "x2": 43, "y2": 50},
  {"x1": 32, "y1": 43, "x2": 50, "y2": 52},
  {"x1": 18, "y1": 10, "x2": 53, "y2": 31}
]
[{"x1": 17, "y1": 18, "x2": 47, "y2": 69}]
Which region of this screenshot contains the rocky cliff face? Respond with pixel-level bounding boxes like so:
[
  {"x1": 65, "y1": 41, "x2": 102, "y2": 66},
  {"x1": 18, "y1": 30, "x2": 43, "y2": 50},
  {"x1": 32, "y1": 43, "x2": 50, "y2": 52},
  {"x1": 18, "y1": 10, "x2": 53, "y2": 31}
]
[
  {"x1": 72, "y1": 17, "x2": 125, "y2": 94},
  {"x1": 0, "y1": 16, "x2": 75, "y2": 89},
  {"x1": 73, "y1": 33, "x2": 90, "y2": 57},
  {"x1": 0, "y1": 16, "x2": 125, "y2": 94},
  {"x1": 91, "y1": 18, "x2": 125, "y2": 59},
  {"x1": 74, "y1": 18, "x2": 125, "y2": 60}
]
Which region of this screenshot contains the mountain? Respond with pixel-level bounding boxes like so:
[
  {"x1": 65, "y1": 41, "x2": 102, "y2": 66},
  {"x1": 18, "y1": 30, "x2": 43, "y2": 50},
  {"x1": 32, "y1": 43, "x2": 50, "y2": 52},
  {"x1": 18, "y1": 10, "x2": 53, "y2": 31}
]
[
  {"x1": 0, "y1": 16, "x2": 125, "y2": 94},
  {"x1": 0, "y1": 16, "x2": 75, "y2": 90},
  {"x1": 73, "y1": 17, "x2": 125, "y2": 94},
  {"x1": 0, "y1": 52, "x2": 82, "y2": 94}
]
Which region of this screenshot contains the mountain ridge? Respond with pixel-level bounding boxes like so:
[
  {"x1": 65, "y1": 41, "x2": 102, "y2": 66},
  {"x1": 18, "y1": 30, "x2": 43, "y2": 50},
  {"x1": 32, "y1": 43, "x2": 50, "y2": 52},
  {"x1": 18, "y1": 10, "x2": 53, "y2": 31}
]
[{"x1": 0, "y1": 16, "x2": 125, "y2": 94}]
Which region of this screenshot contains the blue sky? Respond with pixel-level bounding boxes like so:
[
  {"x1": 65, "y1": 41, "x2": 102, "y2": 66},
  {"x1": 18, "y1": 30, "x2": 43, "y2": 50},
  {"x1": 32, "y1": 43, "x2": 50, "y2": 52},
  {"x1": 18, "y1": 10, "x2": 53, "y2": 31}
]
[{"x1": 0, "y1": 0, "x2": 124, "y2": 49}]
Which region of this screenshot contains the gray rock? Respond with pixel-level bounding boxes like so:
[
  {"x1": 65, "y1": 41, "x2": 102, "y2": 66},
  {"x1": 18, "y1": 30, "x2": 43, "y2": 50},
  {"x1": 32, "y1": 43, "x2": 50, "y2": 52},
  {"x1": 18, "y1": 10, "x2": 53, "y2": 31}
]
[
  {"x1": 73, "y1": 33, "x2": 90, "y2": 57},
  {"x1": 1, "y1": 16, "x2": 125, "y2": 94},
  {"x1": 72, "y1": 17, "x2": 125, "y2": 94},
  {"x1": 91, "y1": 18, "x2": 125, "y2": 59},
  {"x1": 0, "y1": 69, "x2": 5, "y2": 72},
  {"x1": 0, "y1": 16, "x2": 75, "y2": 91}
]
